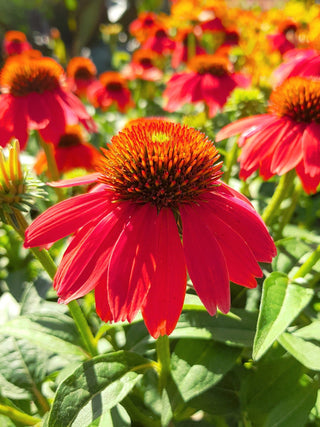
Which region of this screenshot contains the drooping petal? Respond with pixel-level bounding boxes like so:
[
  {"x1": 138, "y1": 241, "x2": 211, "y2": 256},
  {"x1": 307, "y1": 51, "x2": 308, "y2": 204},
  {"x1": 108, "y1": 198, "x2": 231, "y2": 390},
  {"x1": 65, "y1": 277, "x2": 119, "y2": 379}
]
[
  {"x1": 215, "y1": 114, "x2": 274, "y2": 141},
  {"x1": 55, "y1": 203, "x2": 130, "y2": 302},
  {"x1": 38, "y1": 91, "x2": 66, "y2": 144},
  {"x1": 141, "y1": 208, "x2": 187, "y2": 338},
  {"x1": 95, "y1": 279, "x2": 112, "y2": 322},
  {"x1": 48, "y1": 173, "x2": 100, "y2": 187},
  {"x1": 106, "y1": 203, "x2": 158, "y2": 322},
  {"x1": 270, "y1": 122, "x2": 305, "y2": 175},
  {"x1": 295, "y1": 161, "x2": 320, "y2": 194},
  {"x1": 301, "y1": 122, "x2": 320, "y2": 178},
  {"x1": 205, "y1": 188, "x2": 277, "y2": 263},
  {"x1": 198, "y1": 203, "x2": 263, "y2": 288},
  {"x1": 180, "y1": 204, "x2": 230, "y2": 315},
  {"x1": 24, "y1": 189, "x2": 111, "y2": 247},
  {"x1": 27, "y1": 93, "x2": 50, "y2": 129}
]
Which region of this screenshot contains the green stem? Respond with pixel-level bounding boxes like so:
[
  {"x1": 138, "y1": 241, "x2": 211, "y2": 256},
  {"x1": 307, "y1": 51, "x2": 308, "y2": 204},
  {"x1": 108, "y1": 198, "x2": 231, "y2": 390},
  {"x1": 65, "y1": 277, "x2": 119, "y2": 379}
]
[
  {"x1": 122, "y1": 396, "x2": 161, "y2": 427},
  {"x1": 36, "y1": 133, "x2": 64, "y2": 201},
  {"x1": 0, "y1": 403, "x2": 41, "y2": 426},
  {"x1": 187, "y1": 32, "x2": 196, "y2": 62},
  {"x1": 261, "y1": 170, "x2": 296, "y2": 226},
  {"x1": 293, "y1": 244, "x2": 320, "y2": 280},
  {"x1": 223, "y1": 136, "x2": 239, "y2": 184},
  {"x1": 156, "y1": 335, "x2": 171, "y2": 391},
  {"x1": 6, "y1": 210, "x2": 98, "y2": 357},
  {"x1": 274, "y1": 182, "x2": 303, "y2": 240}
]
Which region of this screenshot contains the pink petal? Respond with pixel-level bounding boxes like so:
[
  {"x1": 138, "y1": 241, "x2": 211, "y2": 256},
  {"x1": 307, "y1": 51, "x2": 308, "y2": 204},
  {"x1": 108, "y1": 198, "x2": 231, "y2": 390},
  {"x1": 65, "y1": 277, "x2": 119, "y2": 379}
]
[
  {"x1": 24, "y1": 190, "x2": 112, "y2": 247},
  {"x1": 142, "y1": 208, "x2": 187, "y2": 338},
  {"x1": 48, "y1": 173, "x2": 100, "y2": 187},
  {"x1": 205, "y1": 188, "x2": 276, "y2": 262},
  {"x1": 301, "y1": 123, "x2": 320, "y2": 177},
  {"x1": 215, "y1": 114, "x2": 274, "y2": 142},
  {"x1": 180, "y1": 204, "x2": 230, "y2": 315},
  {"x1": 107, "y1": 203, "x2": 158, "y2": 322},
  {"x1": 55, "y1": 203, "x2": 130, "y2": 302},
  {"x1": 38, "y1": 92, "x2": 66, "y2": 144}
]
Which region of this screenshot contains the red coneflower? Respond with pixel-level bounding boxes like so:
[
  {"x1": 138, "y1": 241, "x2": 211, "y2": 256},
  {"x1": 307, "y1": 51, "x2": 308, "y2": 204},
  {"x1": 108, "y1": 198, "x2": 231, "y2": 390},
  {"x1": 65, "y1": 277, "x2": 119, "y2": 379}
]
[
  {"x1": 66, "y1": 56, "x2": 97, "y2": 99},
  {"x1": 141, "y1": 27, "x2": 175, "y2": 55},
  {"x1": 129, "y1": 11, "x2": 163, "y2": 43},
  {"x1": 122, "y1": 49, "x2": 163, "y2": 82},
  {"x1": 216, "y1": 77, "x2": 320, "y2": 194},
  {"x1": 34, "y1": 125, "x2": 101, "y2": 175},
  {"x1": 87, "y1": 71, "x2": 134, "y2": 112},
  {"x1": 24, "y1": 120, "x2": 276, "y2": 338},
  {"x1": 163, "y1": 54, "x2": 250, "y2": 117},
  {"x1": 3, "y1": 30, "x2": 32, "y2": 57},
  {"x1": 0, "y1": 56, "x2": 97, "y2": 149}
]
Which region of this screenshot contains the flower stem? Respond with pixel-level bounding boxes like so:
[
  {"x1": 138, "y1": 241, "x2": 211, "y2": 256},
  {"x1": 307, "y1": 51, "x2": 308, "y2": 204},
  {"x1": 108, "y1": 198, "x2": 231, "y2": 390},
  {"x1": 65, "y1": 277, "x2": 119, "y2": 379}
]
[
  {"x1": 36, "y1": 133, "x2": 64, "y2": 201},
  {"x1": 223, "y1": 136, "x2": 238, "y2": 184},
  {"x1": 6, "y1": 209, "x2": 98, "y2": 357},
  {"x1": 274, "y1": 182, "x2": 303, "y2": 240},
  {"x1": 293, "y1": 244, "x2": 320, "y2": 280},
  {"x1": 261, "y1": 170, "x2": 296, "y2": 226},
  {"x1": 0, "y1": 403, "x2": 41, "y2": 426},
  {"x1": 156, "y1": 335, "x2": 171, "y2": 391}
]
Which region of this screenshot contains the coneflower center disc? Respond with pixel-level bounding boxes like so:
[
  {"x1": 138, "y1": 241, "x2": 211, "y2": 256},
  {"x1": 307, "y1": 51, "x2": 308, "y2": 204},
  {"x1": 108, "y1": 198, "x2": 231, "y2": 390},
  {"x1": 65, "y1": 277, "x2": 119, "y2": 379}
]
[
  {"x1": 2, "y1": 58, "x2": 63, "y2": 96},
  {"x1": 98, "y1": 120, "x2": 223, "y2": 209},
  {"x1": 269, "y1": 77, "x2": 320, "y2": 123},
  {"x1": 188, "y1": 55, "x2": 231, "y2": 76}
]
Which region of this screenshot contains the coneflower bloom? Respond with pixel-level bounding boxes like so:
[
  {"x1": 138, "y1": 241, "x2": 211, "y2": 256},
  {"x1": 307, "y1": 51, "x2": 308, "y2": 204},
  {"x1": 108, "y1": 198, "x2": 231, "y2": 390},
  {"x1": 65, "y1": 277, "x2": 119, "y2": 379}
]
[
  {"x1": 171, "y1": 28, "x2": 206, "y2": 69},
  {"x1": 267, "y1": 20, "x2": 298, "y2": 55},
  {"x1": 122, "y1": 49, "x2": 163, "y2": 82},
  {"x1": 129, "y1": 11, "x2": 163, "y2": 43},
  {"x1": 216, "y1": 77, "x2": 320, "y2": 194},
  {"x1": 272, "y1": 49, "x2": 320, "y2": 86},
  {"x1": 163, "y1": 54, "x2": 250, "y2": 117},
  {"x1": 0, "y1": 56, "x2": 97, "y2": 149},
  {"x1": 66, "y1": 56, "x2": 97, "y2": 99},
  {"x1": 34, "y1": 125, "x2": 101, "y2": 175},
  {"x1": 141, "y1": 27, "x2": 175, "y2": 55},
  {"x1": 2, "y1": 30, "x2": 32, "y2": 57},
  {"x1": 87, "y1": 71, "x2": 134, "y2": 113},
  {"x1": 24, "y1": 120, "x2": 276, "y2": 338}
]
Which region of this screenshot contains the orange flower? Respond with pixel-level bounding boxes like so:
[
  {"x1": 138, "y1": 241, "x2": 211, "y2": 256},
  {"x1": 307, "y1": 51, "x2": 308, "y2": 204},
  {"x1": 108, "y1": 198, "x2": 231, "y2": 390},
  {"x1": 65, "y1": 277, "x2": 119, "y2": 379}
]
[
  {"x1": 88, "y1": 71, "x2": 134, "y2": 112},
  {"x1": 2, "y1": 30, "x2": 32, "y2": 57},
  {"x1": 122, "y1": 49, "x2": 163, "y2": 81},
  {"x1": 66, "y1": 57, "x2": 97, "y2": 99},
  {"x1": 34, "y1": 125, "x2": 101, "y2": 175},
  {"x1": 0, "y1": 56, "x2": 96, "y2": 149}
]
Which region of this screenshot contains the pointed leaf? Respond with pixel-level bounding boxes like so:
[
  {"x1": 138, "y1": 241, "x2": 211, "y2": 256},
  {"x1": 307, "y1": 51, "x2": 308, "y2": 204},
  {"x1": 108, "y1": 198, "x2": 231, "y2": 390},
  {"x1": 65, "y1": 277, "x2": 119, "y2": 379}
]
[
  {"x1": 253, "y1": 272, "x2": 313, "y2": 360},
  {"x1": 48, "y1": 351, "x2": 149, "y2": 427},
  {"x1": 278, "y1": 332, "x2": 320, "y2": 371},
  {"x1": 171, "y1": 339, "x2": 241, "y2": 402}
]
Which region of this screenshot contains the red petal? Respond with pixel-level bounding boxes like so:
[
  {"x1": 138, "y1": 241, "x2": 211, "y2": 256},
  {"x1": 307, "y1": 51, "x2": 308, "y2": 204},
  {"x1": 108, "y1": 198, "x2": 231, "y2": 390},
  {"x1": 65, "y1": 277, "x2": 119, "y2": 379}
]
[
  {"x1": 95, "y1": 280, "x2": 112, "y2": 322},
  {"x1": 107, "y1": 204, "x2": 158, "y2": 322},
  {"x1": 295, "y1": 161, "x2": 320, "y2": 194},
  {"x1": 302, "y1": 123, "x2": 320, "y2": 178},
  {"x1": 142, "y1": 208, "x2": 186, "y2": 338},
  {"x1": 206, "y1": 188, "x2": 276, "y2": 262},
  {"x1": 27, "y1": 93, "x2": 50, "y2": 129},
  {"x1": 55, "y1": 203, "x2": 129, "y2": 302},
  {"x1": 48, "y1": 173, "x2": 100, "y2": 187},
  {"x1": 180, "y1": 204, "x2": 230, "y2": 315},
  {"x1": 215, "y1": 114, "x2": 274, "y2": 141},
  {"x1": 24, "y1": 190, "x2": 111, "y2": 247}
]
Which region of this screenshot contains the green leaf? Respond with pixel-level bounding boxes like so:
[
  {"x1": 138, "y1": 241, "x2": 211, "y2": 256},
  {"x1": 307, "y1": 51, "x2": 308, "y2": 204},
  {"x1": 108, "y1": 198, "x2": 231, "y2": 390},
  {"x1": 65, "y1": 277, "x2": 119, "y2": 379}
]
[
  {"x1": 278, "y1": 333, "x2": 320, "y2": 371},
  {"x1": 171, "y1": 339, "x2": 241, "y2": 402},
  {"x1": 244, "y1": 356, "x2": 317, "y2": 426},
  {"x1": 253, "y1": 272, "x2": 313, "y2": 360},
  {"x1": 264, "y1": 375, "x2": 318, "y2": 427},
  {"x1": 2, "y1": 317, "x2": 86, "y2": 358},
  {"x1": 125, "y1": 309, "x2": 257, "y2": 353},
  {"x1": 85, "y1": 405, "x2": 131, "y2": 427},
  {"x1": 0, "y1": 371, "x2": 30, "y2": 400},
  {"x1": 48, "y1": 351, "x2": 150, "y2": 427},
  {"x1": 0, "y1": 335, "x2": 48, "y2": 396},
  {"x1": 293, "y1": 321, "x2": 320, "y2": 341}
]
